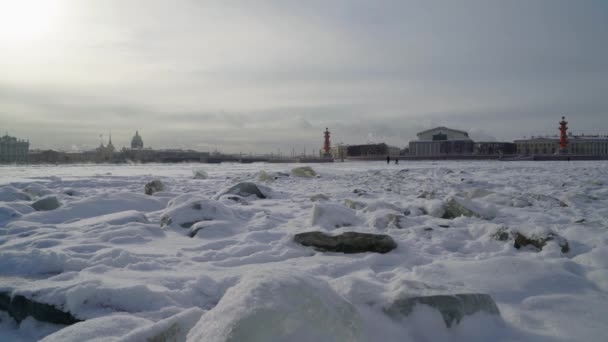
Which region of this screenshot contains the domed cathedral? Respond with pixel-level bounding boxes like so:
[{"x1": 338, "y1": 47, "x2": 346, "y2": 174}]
[{"x1": 131, "y1": 131, "x2": 144, "y2": 149}]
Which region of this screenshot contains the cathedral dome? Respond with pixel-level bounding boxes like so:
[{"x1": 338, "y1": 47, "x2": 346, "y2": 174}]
[{"x1": 131, "y1": 131, "x2": 144, "y2": 149}]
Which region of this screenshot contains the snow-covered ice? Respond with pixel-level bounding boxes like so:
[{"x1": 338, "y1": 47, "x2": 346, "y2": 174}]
[{"x1": 1, "y1": 161, "x2": 607, "y2": 341}]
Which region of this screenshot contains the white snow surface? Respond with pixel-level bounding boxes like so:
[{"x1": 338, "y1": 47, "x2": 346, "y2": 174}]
[{"x1": 0, "y1": 161, "x2": 607, "y2": 341}]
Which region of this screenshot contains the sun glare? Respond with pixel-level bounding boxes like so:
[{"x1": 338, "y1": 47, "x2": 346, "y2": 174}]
[{"x1": 0, "y1": 0, "x2": 61, "y2": 44}]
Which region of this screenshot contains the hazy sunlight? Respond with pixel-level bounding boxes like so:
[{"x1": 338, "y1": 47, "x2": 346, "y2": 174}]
[{"x1": 0, "y1": 0, "x2": 62, "y2": 44}]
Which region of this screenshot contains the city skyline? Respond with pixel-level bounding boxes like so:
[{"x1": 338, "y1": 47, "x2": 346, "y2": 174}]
[
  {"x1": 10, "y1": 118, "x2": 608, "y2": 155},
  {"x1": 2, "y1": 0, "x2": 608, "y2": 153}
]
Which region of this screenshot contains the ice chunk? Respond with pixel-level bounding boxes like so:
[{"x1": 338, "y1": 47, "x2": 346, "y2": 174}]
[
  {"x1": 344, "y1": 199, "x2": 366, "y2": 210},
  {"x1": 3, "y1": 202, "x2": 35, "y2": 215},
  {"x1": 490, "y1": 227, "x2": 510, "y2": 241},
  {"x1": 0, "y1": 291, "x2": 81, "y2": 325},
  {"x1": 32, "y1": 196, "x2": 62, "y2": 211},
  {"x1": 465, "y1": 188, "x2": 493, "y2": 199},
  {"x1": 291, "y1": 166, "x2": 317, "y2": 178},
  {"x1": 62, "y1": 189, "x2": 84, "y2": 197},
  {"x1": 424, "y1": 199, "x2": 446, "y2": 218},
  {"x1": 193, "y1": 170, "x2": 208, "y2": 179},
  {"x1": 310, "y1": 194, "x2": 330, "y2": 202},
  {"x1": 385, "y1": 293, "x2": 500, "y2": 327},
  {"x1": 368, "y1": 210, "x2": 407, "y2": 229},
  {"x1": 188, "y1": 220, "x2": 236, "y2": 238},
  {"x1": 186, "y1": 270, "x2": 362, "y2": 342},
  {"x1": 40, "y1": 315, "x2": 152, "y2": 342},
  {"x1": 120, "y1": 308, "x2": 204, "y2": 342},
  {"x1": 352, "y1": 188, "x2": 368, "y2": 197},
  {"x1": 311, "y1": 202, "x2": 359, "y2": 229},
  {"x1": 167, "y1": 193, "x2": 205, "y2": 208},
  {"x1": 363, "y1": 200, "x2": 403, "y2": 213},
  {"x1": 513, "y1": 231, "x2": 569, "y2": 253},
  {"x1": 0, "y1": 186, "x2": 31, "y2": 202},
  {"x1": 257, "y1": 171, "x2": 289, "y2": 182},
  {"x1": 442, "y1": 197, "x2": 496, "y2": 220},
  {"x1": 0, "y1": 204, "x2": 22, "y2": 224},
  {"x1": 215, "y1": 182, "x2": 269, "y2": 199},
  {"x1": 294, "y1": 231, "x2": 397, "y2": 254},
  {"x1": 23, "y1": 183, "x2": 53, "y2": 198},
  {"x1": 528, "y1": 193, "x2": 568, "y2": 208},
  {"x1": 257, "y1": 170, "x2": 273, "y2": 182},
  {"x1": 61, "y1": 210, "x2": 149, "y2": 228},
  {"x1": 160, "y1": 199, "x2": 235, "y2": 230},
  {"x1": 20, "y1": 192, "x2": 164, "y2": 224},
  {"x1": 144, "y1": 180, "x2": 165, "y2": 195}
]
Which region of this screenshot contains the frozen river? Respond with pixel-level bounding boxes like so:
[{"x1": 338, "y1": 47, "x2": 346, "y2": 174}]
[{"x1": 1, "y1": 160, "x2": 607, "y2": 341}]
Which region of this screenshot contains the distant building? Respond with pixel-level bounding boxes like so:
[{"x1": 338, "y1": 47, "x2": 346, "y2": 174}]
[
  {"x1": 122, "y1": 147, "x2": 156, "y2": 162},
  {"x1": 474, "y1": 142, "x2": 517, "y2": 155},
  {"x1": 329, "y1": 144, "x2": 348, "y2": 160},
  {"x1": 131, "y1": 131, "x2": 144, "y2": 149},
  {"x1": 416, "y1": 126, "x2": 471, "y2": 141},
  {"x1": 568, "y1": 135, "x2": 608, "y2": 155},
  {"x1": 514, "y1": 116, "x2": 608, "y2": 156},
  {"x1": 28, "y1": 150, "x2": 71, "y2": 164},
  {"x1": 346, "y1": 143, "x2": 400, "y2": 158},
  {"x1": 0, "y1": 134, "x2": 29, "y2": 163},
  {"x1": 96, "y1": 134, "x2": 115, "y2": 162},
  {"x1": 514, "y1": 135, "x2": 608, "y2": 155},
  {"x1": 121, "y1": 148, "x2": 209, "y2": 163},
  {"x1": 409, "y1": 127, "x2": 474, "y2": 157}
]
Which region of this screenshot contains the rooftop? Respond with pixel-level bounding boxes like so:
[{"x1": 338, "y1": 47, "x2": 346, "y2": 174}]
[{"x1": 416, "y1": 126, "x2": 469, "y2": 136}]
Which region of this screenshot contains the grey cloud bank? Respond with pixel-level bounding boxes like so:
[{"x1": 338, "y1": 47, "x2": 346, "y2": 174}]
[{"x1": 1, "y1": 0, "x2": 607, "y2": 152}]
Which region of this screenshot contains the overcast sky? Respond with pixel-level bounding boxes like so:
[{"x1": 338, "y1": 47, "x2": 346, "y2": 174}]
[{"x1": 1, "y1": 0, "x2": 607, "y2": 153}]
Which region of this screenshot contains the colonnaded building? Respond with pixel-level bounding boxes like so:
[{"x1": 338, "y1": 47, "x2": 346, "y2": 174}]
[
  {"x1": 514, "y1": 134, "x2": 608, "y2": 156},
  {"x1": 0, "y1": 134, "x2": 29, "y2": 163},
  {"x1": 409, "y1": 127, "x2": 475, "y2": 157},
  {"x1": 408, "y1": 127, "x2": 516, "y2": 157}
]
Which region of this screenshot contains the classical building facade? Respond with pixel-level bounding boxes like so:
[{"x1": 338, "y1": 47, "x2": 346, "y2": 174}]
[
  {"x1": 416, "y1": 127, "x2": 471, "y2": 141},
  {"x1": 514, "y1": 135, "x2": 608, "y2": 155},
  {"x1": 0, "y1": 134, "x2": 29, "y2": 163},
  {"x1": 409, "y1": 127, "x2": 474, "y2": 157}
]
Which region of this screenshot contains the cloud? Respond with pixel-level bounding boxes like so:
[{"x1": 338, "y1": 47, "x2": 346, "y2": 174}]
[{"x1": 1, "y1": 0, "x2": 607, "y2": 152}]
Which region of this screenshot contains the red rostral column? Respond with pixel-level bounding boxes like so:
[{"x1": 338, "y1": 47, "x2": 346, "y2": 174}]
[
  {"x1": 323, "y1": 128, "x2": 331, "y2": 155},
  {"x1": 559, "y1": 116, "x2": 568, "y2": 153}
]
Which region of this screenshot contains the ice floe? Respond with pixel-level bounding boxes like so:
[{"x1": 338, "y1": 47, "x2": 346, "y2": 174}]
[{"x1": 0, "y1": 161, "x2": 607, "y2": 341}]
